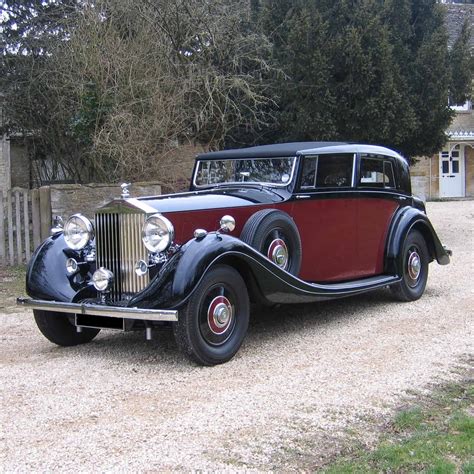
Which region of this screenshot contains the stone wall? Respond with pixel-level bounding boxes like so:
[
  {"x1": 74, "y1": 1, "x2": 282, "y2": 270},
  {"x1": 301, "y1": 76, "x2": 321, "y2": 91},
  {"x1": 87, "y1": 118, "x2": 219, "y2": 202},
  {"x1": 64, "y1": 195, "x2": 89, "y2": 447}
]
[
  {"x1": 48, "y1": 182, "x2": 162, "y2": 221},
  {"x1": 410, "y1": 155, "x2": 440, "y2": 200}
]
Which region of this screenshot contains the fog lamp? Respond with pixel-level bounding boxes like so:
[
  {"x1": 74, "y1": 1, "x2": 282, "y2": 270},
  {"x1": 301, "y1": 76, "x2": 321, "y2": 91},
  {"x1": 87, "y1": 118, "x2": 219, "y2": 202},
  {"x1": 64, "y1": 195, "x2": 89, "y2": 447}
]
[
  {"x1": 65, "y1": 258, "x2": 79, "y2": 275},
  {"x1": 135, "y1": 259, "x2": 148, "y2": 277},
  {"x1": 92, "y1": 267, "x2": 114, "y2": 292}
]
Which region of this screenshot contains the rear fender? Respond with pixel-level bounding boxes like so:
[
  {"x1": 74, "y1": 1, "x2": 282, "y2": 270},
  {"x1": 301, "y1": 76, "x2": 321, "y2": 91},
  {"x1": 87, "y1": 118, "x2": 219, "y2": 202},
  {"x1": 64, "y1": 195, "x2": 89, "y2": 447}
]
[{"x1": 385, "y1": 207, "x2": 450, "y2": 275}]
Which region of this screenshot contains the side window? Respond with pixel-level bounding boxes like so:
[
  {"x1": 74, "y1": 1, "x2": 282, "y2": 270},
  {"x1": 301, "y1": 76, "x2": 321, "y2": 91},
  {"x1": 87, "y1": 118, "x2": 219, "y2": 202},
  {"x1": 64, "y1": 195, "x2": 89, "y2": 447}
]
[
  {"x1": 316, "y1": 154, "x2": 354, "y2": 188},
  {"x1": 359, "y1": 155, "x2": 396, "y2": 188},
  {"x1": 383, "y1": 161, "x2": 395, "y2": 188},
  {"x1": 300, "y1": 156, "x2": 317, "y2": 188}
]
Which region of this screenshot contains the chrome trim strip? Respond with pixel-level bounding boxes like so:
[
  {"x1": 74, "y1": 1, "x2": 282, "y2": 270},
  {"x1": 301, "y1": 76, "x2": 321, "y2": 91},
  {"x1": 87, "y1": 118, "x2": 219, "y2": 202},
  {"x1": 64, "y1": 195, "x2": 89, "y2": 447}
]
[
  {"x1": 96, "y1": 198, "x2": 157, "y2": 215},
  {"x1": 17, "y1": 297, "x2": 178, "y2": 322},
  {"x1": 351, "y1": 154, "x2": 356, "y2": 187},
  {"x1": 126, "y1": 198, "x2": 157, "y2": 214}
]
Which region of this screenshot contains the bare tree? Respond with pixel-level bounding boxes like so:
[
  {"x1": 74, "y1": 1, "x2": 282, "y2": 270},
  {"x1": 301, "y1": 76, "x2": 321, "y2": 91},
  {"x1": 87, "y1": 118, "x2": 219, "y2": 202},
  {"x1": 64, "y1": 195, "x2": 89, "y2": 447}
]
[{"x1": 1, "y1": 0, "x2": 274, "y2": 188}]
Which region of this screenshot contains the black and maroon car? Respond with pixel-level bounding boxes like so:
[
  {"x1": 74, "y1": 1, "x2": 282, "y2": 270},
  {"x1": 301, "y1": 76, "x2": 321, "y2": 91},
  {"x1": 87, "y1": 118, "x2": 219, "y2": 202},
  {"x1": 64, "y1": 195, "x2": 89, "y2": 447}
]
[{"x1": 18, "y1": 142, "x2": 451, "y2": 365}]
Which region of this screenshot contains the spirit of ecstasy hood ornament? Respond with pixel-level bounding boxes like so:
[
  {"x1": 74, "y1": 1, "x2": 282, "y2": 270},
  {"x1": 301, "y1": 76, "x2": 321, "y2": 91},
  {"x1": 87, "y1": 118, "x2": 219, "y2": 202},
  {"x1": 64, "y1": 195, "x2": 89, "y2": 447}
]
[{"x1": 121, "y1": 182, "x2": 131, "y2": 198}]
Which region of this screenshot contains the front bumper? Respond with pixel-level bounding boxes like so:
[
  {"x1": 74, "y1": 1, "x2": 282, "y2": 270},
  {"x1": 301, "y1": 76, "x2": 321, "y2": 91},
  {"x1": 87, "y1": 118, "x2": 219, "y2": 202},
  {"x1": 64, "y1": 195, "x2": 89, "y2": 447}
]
[{"x1": 17, "y1": 297, "x2": 178, "y2": 322}]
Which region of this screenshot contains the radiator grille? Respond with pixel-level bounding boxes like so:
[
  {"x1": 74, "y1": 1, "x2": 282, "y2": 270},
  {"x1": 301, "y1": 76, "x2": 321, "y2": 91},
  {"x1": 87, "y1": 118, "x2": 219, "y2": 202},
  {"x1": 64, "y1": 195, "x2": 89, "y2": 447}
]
[{"x1": 96, "y1": 212, "x2": 149, "y2": 299}]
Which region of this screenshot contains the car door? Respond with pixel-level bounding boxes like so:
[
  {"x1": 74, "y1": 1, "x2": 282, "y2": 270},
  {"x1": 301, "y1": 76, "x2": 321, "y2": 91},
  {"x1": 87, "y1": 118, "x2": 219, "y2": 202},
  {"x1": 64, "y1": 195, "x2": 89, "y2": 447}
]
[
  {"x1": 356, "y1": 154, "x2": 401, "y2": 277},
  {"x1": 290, "y1": 153, "x2": 358, "y2": 282}
]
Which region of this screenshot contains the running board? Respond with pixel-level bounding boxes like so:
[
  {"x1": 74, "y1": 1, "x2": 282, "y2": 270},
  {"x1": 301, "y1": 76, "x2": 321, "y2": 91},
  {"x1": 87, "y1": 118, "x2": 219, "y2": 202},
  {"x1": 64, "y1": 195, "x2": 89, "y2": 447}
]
[{"x1": 312, "y1": 274, "x2": 400, "y2": 292}]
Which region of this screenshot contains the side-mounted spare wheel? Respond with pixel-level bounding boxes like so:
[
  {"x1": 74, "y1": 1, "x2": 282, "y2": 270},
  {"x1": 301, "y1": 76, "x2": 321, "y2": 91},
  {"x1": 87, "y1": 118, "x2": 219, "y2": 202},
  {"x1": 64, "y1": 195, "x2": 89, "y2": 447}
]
[
  {"x1": 34, "y1": 310, "x2": 100, "y2": 346},
  {"x1": 240, "y1": 209, "x2": 302, "y2": 276},
  {"x1": 173, "y1": 264, "x2": 250, "y2": 366},
  {"x1": 391, "y1": 229, "x2": 429, "y2": 302}
]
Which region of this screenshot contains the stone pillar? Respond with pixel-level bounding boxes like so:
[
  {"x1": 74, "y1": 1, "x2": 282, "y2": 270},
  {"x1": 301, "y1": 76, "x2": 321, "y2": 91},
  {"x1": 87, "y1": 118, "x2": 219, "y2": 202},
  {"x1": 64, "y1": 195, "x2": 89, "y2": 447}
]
[{"x1": 0, "y1": 135, "x2": 11, "y2": 193}]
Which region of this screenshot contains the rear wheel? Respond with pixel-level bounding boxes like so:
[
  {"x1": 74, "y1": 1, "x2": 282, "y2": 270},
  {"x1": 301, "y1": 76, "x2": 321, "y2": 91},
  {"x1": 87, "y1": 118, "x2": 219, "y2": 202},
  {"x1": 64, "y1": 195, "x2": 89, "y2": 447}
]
[
  {"x1": 391, "y1": 230, "x2": 429, "y2": 302},
  {"x1": 240, "y1": 209, "x2": 302, "y2": 275},
  {"x1": 34, "y1": 310, "x2": 100, "y2": 346},
  {"x1": 173, "y1": 265, "x2": 249, "y2": 366}
]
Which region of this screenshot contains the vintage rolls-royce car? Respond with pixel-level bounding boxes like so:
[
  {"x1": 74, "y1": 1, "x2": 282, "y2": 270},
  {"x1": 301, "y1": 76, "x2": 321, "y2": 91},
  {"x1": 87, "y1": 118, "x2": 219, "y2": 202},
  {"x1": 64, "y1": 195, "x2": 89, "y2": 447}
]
[{"x1": 18, "y1": 142, "x2": 451, "y2": 365}]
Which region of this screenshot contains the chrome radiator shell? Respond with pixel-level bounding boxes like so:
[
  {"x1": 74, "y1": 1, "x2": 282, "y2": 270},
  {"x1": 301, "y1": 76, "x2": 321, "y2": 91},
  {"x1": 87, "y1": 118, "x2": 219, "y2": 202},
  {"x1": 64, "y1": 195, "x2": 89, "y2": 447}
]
[{"x1": 95, "y1": 199, "x2": 155, "y2": 299}]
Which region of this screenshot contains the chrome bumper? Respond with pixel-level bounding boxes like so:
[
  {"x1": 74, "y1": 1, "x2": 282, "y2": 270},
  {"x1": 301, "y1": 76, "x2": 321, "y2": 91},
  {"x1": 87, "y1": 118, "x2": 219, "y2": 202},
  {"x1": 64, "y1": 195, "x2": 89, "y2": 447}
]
[{"x1": 16, "y1": 297, "x2": 178, "y2": 322}]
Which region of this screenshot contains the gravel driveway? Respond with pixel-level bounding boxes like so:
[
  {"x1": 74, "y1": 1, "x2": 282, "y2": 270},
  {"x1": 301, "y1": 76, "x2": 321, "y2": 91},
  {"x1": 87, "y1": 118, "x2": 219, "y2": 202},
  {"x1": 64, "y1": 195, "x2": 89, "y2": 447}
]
[{"x1": 1, "y1": 201, "x2": 473, "y2": 471}]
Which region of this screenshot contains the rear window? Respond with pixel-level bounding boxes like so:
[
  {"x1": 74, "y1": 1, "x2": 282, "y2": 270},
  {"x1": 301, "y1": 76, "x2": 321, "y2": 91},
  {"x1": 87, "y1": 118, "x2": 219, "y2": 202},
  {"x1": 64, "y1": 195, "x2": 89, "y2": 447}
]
[{"x1": 359, "y1": 155, "x2": 396, "y2": 188}]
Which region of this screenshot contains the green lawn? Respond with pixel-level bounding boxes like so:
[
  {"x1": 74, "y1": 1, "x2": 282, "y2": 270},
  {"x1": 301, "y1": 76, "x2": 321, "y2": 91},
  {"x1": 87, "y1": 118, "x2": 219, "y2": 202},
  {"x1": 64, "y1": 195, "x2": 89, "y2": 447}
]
[{"x1": 324, "y1": 378, "x2": 474, "y2": 473}]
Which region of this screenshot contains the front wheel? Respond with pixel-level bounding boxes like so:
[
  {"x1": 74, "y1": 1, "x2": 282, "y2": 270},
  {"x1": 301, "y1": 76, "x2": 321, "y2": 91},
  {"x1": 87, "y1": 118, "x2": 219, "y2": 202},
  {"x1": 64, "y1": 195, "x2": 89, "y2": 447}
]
[
  {"x1": 34, "y1": 310, "x2": 100, "y2": 346},
  {"x1": 173, "y1": 265, "x2": 250, "y2": 366},
  {"x1": 391, "y1": 230, "x2": 429, "y2": 302}
]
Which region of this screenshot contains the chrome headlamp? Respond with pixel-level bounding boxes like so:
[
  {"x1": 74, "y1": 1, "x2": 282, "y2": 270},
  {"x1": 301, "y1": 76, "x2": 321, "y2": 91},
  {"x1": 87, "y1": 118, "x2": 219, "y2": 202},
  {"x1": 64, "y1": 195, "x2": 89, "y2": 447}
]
[
  {"x1": 142, "y1": 214, "x2": 174, "y2": 253},
  {"x1": 63, "y1": 214, "x2": 94, "y2": 250}
]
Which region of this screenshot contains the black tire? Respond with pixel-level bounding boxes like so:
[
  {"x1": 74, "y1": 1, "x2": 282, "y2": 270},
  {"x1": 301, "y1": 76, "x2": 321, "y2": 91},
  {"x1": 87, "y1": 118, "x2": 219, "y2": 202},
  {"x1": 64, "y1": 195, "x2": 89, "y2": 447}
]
[
  {"x1": 240, "y1": 209, "x2": 302, "y2": 275},
  {"x1": 391, "y1": 230, "x2": 429, "y2": 302},
  {"x1": 173, "y1": 265, "x2": 249, "y2": 366},
  {"x1": 34, "y1": 310, "x2": 100, "y2": 346}
]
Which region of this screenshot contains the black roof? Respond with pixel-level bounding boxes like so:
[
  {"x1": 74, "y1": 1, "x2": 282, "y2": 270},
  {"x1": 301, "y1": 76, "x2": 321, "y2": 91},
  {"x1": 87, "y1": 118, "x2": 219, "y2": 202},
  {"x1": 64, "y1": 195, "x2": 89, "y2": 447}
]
[{"x1": 196, "y1": 142, "x2": 348, "y2": 160}]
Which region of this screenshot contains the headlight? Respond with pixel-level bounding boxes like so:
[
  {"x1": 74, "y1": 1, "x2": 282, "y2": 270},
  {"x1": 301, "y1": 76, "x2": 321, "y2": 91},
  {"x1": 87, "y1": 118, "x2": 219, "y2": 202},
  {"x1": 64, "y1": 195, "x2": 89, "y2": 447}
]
[
  {"x1": 142, "y1": 214, "x2": 174, "y2": 253},
  {"x1": 64, "y1": 214, "x2": 94, "y2": 250}
]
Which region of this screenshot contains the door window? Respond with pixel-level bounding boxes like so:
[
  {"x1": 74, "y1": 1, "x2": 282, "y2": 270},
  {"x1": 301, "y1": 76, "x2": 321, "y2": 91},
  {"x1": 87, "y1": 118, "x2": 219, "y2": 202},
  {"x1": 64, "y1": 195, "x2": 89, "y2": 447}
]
[
  {"x1": 300, "y1": 154, "x2": 354, "y2": 189},
  {"x1": 440, "y1": 150, "x2": 461, "y2": 176},
  {"x1": 300, "y1": 156, "x2": 318, "y2": 188}
]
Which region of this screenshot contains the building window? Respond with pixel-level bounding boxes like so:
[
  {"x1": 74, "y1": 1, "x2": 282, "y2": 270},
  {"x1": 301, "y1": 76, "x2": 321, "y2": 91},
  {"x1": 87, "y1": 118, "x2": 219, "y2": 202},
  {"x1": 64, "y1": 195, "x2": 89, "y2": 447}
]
[{"x1": 449, "y1": 99, "x2": 471, "y2": 112}]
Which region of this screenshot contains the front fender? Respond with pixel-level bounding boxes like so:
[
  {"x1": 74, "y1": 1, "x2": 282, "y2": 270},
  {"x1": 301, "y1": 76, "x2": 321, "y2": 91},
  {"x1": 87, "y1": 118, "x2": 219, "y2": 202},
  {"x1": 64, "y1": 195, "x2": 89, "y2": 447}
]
[
  {"x1": 385, "y1": 207, "x2": 450, "y2": 275},
  {"x1": 26, "y1": 234, "x2": 93, "y2": 302},
  {"x1": 129, "y1": 234, "x2": 256, "y2": 309}
]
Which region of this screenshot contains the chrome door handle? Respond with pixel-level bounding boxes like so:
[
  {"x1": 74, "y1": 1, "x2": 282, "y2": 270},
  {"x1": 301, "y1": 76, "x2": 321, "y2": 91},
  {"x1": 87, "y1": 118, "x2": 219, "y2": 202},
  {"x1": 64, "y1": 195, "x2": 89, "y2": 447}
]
[{"x1": 295, "y1": 195, "x2": 310, "y2": 199}]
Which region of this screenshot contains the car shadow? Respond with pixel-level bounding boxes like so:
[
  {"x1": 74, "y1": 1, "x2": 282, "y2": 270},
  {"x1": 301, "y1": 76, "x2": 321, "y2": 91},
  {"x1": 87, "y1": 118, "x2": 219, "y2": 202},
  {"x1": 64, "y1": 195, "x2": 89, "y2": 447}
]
[
  {"x1": 246, "y1": 287, "x2": 396, "y2": 343},
  {"x1": 50, "y1": 287, "x2": 399, "y2": 368}
]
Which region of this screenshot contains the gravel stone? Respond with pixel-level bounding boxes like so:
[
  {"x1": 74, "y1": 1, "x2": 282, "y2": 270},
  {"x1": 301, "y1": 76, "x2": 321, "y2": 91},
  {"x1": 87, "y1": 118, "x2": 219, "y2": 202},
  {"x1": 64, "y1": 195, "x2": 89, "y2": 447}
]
[{"x1": 1, "y1": 200, "x2": 472, "y2": 470}]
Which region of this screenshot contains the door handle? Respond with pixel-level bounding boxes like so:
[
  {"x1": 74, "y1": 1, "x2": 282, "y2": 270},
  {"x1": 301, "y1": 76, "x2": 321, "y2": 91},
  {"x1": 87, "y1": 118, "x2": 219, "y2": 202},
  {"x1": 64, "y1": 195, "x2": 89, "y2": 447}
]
[{"x1": 295, "y1": 195, "x2": 310, "y2": 199}]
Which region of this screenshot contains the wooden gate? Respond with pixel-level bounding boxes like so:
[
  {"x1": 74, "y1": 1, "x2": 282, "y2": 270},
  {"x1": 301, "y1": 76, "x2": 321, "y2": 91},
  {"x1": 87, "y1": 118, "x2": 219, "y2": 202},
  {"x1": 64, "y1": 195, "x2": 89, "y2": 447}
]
[{"x1": 0, "y1": 188, "x2": 52, "y2": 265}]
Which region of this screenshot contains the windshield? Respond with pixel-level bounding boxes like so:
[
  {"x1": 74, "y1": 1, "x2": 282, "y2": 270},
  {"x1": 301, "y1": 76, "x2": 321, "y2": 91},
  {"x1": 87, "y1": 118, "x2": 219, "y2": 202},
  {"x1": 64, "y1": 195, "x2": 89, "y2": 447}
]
[{"x1": 194, "y1": 157, "x2": 296, "y2": 188}]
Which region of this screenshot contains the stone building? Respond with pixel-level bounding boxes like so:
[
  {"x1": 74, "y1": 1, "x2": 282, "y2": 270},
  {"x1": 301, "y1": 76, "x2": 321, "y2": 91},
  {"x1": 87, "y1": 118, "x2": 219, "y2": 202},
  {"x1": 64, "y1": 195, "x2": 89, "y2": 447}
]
[{"x1": 411, "y1": 2, "x2": 474, "y2": 199}]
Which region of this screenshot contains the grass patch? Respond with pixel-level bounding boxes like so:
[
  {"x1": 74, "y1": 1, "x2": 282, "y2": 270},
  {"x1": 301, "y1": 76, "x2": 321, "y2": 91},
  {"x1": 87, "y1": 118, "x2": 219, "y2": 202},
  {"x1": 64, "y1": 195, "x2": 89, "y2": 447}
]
[
  {"x1": 0, "y1": 265, "x2": 27, "y2": 312},
  {"x1": 324, "y1": 378, "x2": 474, "y2": 474}
]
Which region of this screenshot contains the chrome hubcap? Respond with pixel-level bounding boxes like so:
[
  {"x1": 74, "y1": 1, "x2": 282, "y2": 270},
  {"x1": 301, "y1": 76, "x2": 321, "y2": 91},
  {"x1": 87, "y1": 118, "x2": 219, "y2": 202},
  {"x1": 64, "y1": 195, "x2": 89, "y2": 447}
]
[
  {"x1": 407, "y1": 250, "x2": 421, "y2": 281},
  {"x1": 267, "y1": 239, "x2": 289, "y2": 269},
  {"x1": 207, "y1": 296, "x2": 233, "y2": 335}
]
